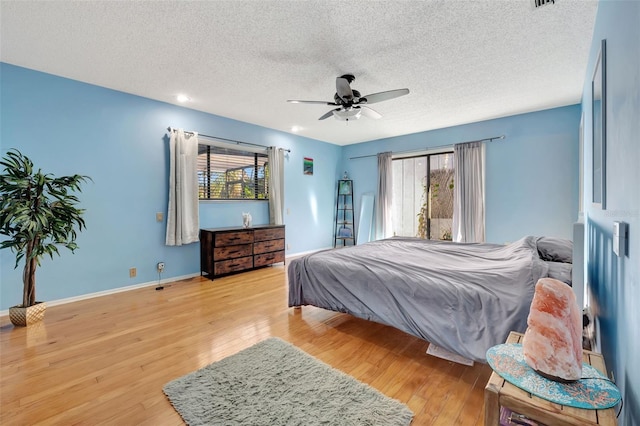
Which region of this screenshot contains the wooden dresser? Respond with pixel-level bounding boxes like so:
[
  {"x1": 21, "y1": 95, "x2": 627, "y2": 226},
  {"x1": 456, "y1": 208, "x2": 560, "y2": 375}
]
[{"x1": 200, "y1": 225, "x2": 285, "y2": 279}]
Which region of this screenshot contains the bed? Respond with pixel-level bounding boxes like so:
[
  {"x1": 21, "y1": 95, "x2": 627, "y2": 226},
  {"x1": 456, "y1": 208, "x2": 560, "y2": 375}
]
[{"x1": 288, "y1": 235, "x2": 573, "y2": 363}]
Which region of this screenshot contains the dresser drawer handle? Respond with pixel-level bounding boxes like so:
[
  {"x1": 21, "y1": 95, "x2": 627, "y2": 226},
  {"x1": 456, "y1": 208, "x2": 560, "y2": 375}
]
[{"x1": 229, "y1": 263, "x2": 240, "y2": 268}]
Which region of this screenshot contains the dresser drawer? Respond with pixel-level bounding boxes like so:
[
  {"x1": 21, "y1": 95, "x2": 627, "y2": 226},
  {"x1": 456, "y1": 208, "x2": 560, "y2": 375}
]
[
  {"x1": 214, "y1": 256, "x2": 253, "y2": 275},
  {"x1": 254, "y1": 227, "x2": 285, "y2": 242},
  {"x1": 215, "y1": 231, "x2": 253, "y2": 246},
  {"x1": 214, "y1": 243, "x2": 253, "y2": 260},
  {"x1": 253, "y1": 239, "x2": 285, "y2": 255},
  {"x1": 254, "y1": 250, "x2": 285, "y2": 267}
]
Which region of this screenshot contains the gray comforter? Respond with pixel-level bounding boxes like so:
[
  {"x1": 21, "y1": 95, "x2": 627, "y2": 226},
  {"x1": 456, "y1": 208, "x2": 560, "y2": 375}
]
[{"x1": 288, "y1": 236, "x2": 548, "y2": 362}]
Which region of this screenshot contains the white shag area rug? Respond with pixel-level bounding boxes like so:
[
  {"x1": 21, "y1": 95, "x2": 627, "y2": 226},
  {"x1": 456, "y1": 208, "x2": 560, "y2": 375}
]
[{"x1": 163, "y1": 337, "x2": 413, "y2": 426}]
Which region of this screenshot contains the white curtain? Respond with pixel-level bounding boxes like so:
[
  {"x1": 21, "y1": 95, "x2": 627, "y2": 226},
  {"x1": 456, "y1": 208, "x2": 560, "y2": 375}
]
[
  {"x1": 268, "y1": 147, "x2": 285, "y2": 225},
  {"x1": 375, "y1": 152, "x2": 393, "y2": 240},
  {"x1": 452, "y1": 141, "x2": 485, "y2": 243},
  {"x1": 166, "y1": 129, "x2": 200, "y2": 246}
]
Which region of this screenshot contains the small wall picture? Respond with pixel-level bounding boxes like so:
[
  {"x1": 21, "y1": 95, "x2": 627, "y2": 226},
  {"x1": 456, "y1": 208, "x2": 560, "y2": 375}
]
[{"x1": 303, "y1": 157, "x2": 313, "y2": 175}]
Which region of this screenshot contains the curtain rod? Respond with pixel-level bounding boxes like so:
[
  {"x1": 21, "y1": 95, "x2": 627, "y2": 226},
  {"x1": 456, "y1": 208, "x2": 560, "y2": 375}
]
[
  {"x1": 167, "y1": 127, "x2": 291, "y2": 153},
  {"x1": 348, "y1": 135, "x2": 505, "y2": 160}
]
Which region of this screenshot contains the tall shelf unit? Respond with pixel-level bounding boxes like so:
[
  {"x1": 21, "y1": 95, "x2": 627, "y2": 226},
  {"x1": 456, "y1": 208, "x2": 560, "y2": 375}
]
[{"x1": 334, "y1": 179, "x2": 356, "y2": 247}]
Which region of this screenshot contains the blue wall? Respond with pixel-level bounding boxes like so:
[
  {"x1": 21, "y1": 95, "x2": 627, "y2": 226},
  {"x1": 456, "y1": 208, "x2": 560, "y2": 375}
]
[
  {"x1": 581, "y1": 1, "x2": 640, "y2": 424},
  {"x1": 342, "y1": 105, "x2": 581, "y2": 244},
  {"x1": 0, "y1": 63, "x2": 340, "y2": 310}
]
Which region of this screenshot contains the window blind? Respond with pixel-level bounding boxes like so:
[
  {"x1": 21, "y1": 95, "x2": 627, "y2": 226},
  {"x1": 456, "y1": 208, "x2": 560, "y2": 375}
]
[{"x1": 197, "y1": 144, "x2": 269, "y2": 200}]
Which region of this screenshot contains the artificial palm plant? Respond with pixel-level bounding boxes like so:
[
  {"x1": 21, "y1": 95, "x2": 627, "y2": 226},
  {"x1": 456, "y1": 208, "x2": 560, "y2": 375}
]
[{"x1": 0, "y1": 149, "x2": 90, "y2": 325}]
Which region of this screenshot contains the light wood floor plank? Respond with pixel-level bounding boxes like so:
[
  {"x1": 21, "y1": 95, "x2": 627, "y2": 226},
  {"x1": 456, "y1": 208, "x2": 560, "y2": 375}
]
[{"x1": 1, "y1": 265, "x2": 492, "y2": 425}]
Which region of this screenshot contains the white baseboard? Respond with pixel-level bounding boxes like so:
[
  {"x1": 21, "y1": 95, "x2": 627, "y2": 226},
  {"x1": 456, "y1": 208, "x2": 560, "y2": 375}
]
[
  {"x1": 2, "y1": 248, "x2": 332, "y2": 317},
  {"x1": 0, "y1": 272, "x2": 200, "y2": 317},
  {"x1": 285, "y1": 247, "x2": 332, "y2": 260}
]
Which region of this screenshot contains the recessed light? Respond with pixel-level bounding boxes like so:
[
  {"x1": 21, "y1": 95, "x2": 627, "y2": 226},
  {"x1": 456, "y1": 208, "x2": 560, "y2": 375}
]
[
  {"x1": 291, "y1": 126, "x2": 302, "y2": 133},
  {"x1": 176, "y1": 94, "x2": 191, "y2": 103}
]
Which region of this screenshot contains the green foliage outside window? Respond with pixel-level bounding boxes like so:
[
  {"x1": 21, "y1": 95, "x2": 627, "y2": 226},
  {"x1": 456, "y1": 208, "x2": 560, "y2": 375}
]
[
  {"x1": 416, "y1": 167, "x2": 454, "y2": 240},
  {"x1": 197, "y1": 145, "x2": 268, "y2": 200}
]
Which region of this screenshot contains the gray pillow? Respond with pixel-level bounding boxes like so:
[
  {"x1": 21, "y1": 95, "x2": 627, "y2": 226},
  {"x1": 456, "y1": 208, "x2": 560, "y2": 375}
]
[
  {"x1": 546, "y1": 261, "x2": 572, "y2": 286},
  {"x1": 537, "y1": 237, "x2": 573, "y2": 263}
]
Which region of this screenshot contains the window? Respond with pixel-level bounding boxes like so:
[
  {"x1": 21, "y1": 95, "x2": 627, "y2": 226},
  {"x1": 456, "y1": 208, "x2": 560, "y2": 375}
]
[
  {"x1": 197, "y1": 144, "x2": 269, "y2": 200},
  {"x1": 391, "y1": 151, "x2": 454, "y2": 240}
]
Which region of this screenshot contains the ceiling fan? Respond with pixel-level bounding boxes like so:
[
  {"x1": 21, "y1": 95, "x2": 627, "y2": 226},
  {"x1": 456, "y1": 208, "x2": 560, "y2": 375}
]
[{"x1": 287, "y1": 74, "x2": 410, "y2": 121}]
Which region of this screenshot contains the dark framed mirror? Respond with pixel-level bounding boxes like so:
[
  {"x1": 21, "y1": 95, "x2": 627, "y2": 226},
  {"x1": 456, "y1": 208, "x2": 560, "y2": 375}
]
[{"x1": 592, "y1": 39, "x2": 606, "y2": 209}]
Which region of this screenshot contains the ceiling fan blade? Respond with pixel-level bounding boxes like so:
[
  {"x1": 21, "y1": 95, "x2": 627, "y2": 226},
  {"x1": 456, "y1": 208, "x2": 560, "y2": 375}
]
[
  {"x1": 336, "y1": 77, "x2": 354, "y2": 101},
  {"x1": 358, "y1": 106, "x2": 382, "y2": 119},
  {"x1": 318, "y1": 108, "x2": 340, "y2": 120},
  {"x1": 360, "y1": 88, "x2": 410, "y2": 104},
  {"x1": 287, "y1": 100, "x2": 338, "y2": 105}
]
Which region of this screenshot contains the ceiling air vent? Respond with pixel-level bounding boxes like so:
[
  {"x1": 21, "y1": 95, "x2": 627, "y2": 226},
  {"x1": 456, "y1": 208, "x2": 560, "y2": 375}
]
[{"x1": 532, "y1": 0, "x2": 555, "y2": 9}]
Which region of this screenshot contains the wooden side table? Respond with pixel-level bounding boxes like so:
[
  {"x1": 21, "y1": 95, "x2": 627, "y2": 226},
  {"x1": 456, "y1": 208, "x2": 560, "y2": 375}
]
[{"x1": 484, "y1": 331, "x2": 618, "y2": 426}]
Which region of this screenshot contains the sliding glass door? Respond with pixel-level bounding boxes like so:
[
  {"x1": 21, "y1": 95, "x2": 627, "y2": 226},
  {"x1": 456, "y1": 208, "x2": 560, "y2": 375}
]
[{"x1": 391, "y1": 152, "x2": 454, "y2": 240}]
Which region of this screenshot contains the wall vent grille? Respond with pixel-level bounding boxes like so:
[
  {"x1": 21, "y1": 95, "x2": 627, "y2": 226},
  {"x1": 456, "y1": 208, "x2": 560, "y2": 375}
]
[{"x1": 532, "y1": 0, "x2": 555, "y2": 9}]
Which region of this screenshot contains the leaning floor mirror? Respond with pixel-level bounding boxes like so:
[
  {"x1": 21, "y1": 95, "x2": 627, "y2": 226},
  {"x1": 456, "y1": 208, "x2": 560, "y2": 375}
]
[{"x1": 357, "y1": 193, "x2": 374, "y2": 244}]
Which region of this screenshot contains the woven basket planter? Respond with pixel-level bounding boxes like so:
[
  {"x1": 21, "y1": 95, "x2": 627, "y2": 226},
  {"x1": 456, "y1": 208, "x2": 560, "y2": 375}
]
[{"x1": 9, "y1": 302, "x2": 47, "y2": 327}]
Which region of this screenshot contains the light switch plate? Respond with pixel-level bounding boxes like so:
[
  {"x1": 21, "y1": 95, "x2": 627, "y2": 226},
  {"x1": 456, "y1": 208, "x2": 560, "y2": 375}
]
[{"x1": 613, "y1": 221, "x2": 627, "y2": 257}]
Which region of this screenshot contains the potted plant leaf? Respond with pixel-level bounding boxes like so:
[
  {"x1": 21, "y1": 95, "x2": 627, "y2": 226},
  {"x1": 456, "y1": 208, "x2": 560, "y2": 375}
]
[{"x1": 0, "y1": 149, "x2": 90, "y2": 326}]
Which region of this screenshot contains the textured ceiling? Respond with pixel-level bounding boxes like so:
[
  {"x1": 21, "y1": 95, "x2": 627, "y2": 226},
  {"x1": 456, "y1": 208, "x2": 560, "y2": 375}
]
[{"x1": 0, "y1": 1, "x2": 597, "y2": 145}]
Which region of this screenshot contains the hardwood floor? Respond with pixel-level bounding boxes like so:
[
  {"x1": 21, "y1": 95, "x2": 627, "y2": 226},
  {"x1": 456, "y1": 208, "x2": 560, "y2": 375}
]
[{"x1": 0, "y1": 265, "x2": 492, "y2": 425}]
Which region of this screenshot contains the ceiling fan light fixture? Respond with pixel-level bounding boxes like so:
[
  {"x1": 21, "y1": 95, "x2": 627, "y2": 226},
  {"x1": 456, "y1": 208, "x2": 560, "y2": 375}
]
[
  {"x1": 289, "y1": 73, "x2": 409, "y2": 122},
  {"x1": 333, "y1": 108, "x2": 361, "y2": 121}
]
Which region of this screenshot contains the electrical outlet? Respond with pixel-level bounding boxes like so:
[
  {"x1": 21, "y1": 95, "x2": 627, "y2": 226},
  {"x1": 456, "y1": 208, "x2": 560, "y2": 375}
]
[
  {"x1": 157, "y1": 262, "x2": 165, "y2": 273},
  {"x1": 286, "y1": 244, "x2": 290, "y2": 250},
  {"x1": 129, "y1": 267, "x2": 137, "y2": 278}
]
